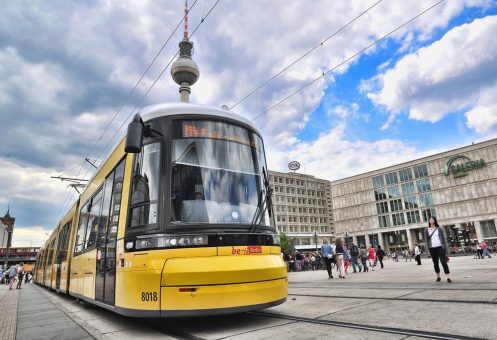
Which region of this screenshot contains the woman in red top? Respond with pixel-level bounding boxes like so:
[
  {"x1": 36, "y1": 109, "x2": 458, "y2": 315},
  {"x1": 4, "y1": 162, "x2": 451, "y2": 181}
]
[{"x1": 367, "y1": 244, "x2": 376, "y2": 271}]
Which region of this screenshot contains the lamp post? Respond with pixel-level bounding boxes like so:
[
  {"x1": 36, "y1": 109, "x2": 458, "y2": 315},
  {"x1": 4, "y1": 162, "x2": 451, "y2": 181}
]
[
  {"x1": 313, "y1": 230, "x2": 318, "y2": 252},
  {"x1": 345, "y1": 230, "x2": 349, "y2": 246}
]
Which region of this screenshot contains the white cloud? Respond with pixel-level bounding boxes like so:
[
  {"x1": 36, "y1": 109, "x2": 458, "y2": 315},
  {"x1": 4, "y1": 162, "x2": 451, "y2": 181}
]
[
  {"x1": 0, "y1": 158, "x2": 68, "y2": 204},
  {"x1": 267, "y1": 122, "x2": 436, "y2": 181},
  {"x1": 465, "y1": 104, "x2": 497, "y2": 134},
  {"x1": 12, "y1": 226, "x2": 53, "y2": 247},
  {"x1": 0, "y1": 47, "x2": 70, "y2": 111},
  {"x1": 368, "y1": 15, "x2": 497, "y2": 132}
]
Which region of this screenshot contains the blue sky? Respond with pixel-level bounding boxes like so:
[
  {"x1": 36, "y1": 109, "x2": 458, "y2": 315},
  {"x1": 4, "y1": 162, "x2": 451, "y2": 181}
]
[
  {"x1": 299, "y1": 4, "x2": 497, "y2": 151},
  {"x1": 1, "y1": 0, "x2": 497, "y2": 246}
]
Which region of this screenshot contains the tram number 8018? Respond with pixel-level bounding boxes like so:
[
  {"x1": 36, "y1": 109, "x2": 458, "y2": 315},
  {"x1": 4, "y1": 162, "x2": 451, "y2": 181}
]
[{"x1": 141, "y1": 292, "x2": 158, "y2": 301}]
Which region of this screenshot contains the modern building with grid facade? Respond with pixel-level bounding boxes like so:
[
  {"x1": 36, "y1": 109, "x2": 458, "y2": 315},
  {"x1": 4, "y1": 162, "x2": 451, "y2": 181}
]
[
  {"x1": 268, "y1": 170, "x2": 334, "y2": 250},
  {"x1": 331, "y1": 138, "x2": 497, "y2": 252}
]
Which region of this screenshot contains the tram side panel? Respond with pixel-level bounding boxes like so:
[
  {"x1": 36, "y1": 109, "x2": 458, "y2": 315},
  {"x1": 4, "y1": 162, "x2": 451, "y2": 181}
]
[{"x1": 68, "y1": 142, "x2": 127, "y2": 302}]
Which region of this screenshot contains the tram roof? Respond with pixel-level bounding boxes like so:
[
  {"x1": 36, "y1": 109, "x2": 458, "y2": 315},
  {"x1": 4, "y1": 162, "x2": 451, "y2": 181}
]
[{"x1": 141, "y1": 102, "x2": 261, "y2": 135}]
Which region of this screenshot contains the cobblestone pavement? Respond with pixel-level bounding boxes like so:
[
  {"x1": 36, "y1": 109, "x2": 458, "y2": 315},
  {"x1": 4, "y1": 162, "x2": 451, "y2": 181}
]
[{"x1": 0, "y1": 287, "x2": 19, "y2": 340}]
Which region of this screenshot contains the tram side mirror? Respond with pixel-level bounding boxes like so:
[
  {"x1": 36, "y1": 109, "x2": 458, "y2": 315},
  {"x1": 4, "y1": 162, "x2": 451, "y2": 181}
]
[{"x1": 125, "y1": 114, "x2": 143, "y2": 153}]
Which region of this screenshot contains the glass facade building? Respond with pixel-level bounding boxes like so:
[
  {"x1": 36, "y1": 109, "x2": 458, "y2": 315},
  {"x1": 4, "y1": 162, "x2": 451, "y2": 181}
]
[{"x1": 330, "y1": 139, "x2": 497, "y2": 251}]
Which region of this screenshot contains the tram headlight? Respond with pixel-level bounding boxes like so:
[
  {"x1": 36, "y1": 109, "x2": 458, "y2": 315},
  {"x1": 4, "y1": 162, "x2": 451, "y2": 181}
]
[
  {"x1": 193, "y1": 236, "x2": 208, "y2": 245},
  {"x1": 128, "y1": 234, "x2": 209, "y2": 250}
]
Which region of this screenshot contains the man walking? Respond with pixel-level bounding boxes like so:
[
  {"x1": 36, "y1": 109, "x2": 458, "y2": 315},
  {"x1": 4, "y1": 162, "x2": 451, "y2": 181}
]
[
  {"x1": 349, "y1": 242, "x2": 360, "y2": 273},
  {"x1": 16, "y1": 263, "x2": 25, "y2": 289},
  {"x1": 376, "y1": 245, "x2": 385, "y2": 268},
  {"x1": 482, "y1": 241, "x2": 491, "y2": 258},
  {"x1": 415, "y1": 244, "x2": 422, "y2": 265}
]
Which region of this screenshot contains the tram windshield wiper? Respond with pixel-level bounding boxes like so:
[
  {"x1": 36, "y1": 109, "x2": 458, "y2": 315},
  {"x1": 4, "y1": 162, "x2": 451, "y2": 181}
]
[{"x1": 250, "y1": 167, "x2": 273, "y2": 233}]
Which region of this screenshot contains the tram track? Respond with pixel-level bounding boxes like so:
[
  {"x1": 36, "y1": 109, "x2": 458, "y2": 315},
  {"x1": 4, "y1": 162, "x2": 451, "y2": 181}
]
[
  {"x1": 141, "y1": 320, "x2": 207, "y2": 340},
  {"x1": 289, "y1": 284, "x2": 497, "y2": 291},
  {"x1": 248, "y1": 311, "x2": 484, "y2": 340},
  {"x1": 287, "y1": 292, "x2": 497, "y2": 305}
]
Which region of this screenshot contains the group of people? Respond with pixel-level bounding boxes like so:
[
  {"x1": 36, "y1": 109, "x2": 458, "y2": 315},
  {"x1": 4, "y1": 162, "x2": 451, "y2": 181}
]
[
  {"x1": 2, "y1": 262, "x2": 31, "y2": 289},
  {"x1": 475, "y1": 240, "x2": 493, "y2": 259},
  {"x1": 320, "y1": 239, "x2": 385, "y2": 279},
  {"x1": 284, "y1": 216, "x2": 461, "y2": 283},
  {"x1": 283, "y1": 251, "x2": 323, "y2": 272}
]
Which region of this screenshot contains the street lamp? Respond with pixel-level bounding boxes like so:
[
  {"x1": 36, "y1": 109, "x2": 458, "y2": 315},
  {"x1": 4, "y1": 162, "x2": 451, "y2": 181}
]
[{"x1": 313, "y1": 230, "x2": 318, "y2": 252}]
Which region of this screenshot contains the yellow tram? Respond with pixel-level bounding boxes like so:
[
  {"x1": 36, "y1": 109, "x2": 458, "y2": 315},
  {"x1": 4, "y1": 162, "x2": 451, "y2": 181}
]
[{"x1": 35, "y1": 103, "x2": 287, "y2": 316}]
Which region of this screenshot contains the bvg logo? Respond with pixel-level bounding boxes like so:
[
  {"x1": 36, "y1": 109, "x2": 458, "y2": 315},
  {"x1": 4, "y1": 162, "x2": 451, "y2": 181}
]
[{"x1": 231, "y1": 246, "x2": 262, "y2": 255}]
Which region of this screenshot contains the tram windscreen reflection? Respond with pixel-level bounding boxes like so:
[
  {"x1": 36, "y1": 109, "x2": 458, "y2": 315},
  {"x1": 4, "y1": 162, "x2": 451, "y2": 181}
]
[{"x1": 170, "y1": 120, "x2": 269, "y2": 226}]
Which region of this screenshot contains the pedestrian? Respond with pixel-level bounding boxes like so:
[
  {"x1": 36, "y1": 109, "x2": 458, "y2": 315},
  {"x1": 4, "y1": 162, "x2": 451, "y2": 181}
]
[
  {"x1": 359, "y1": 245, "x2": 368, "y2": 272},
  {"x1": 344, "y1": 249, "x2": 351, "y2": 274},
  {"x1": 481, "y1": 241, "x2": 491, "y2": 258},
  {"x1": 475, "y1": 241, "x2": 482, "y2": 259},
  {"x1": 368, "y1": 244, "x2": 376, "y2": 271},
  {"x1": 321, "y1": 239, "x2": 335, "y2": 279},
  {"x1": 425, "y1": 216, "x2": 452, "y2": 283},
  {"x1": 376, "y1": 245, "x2": 385, "y2": 269},
  {"x1": 8, "y1": 264, "x2": 18, "y2": 290},
  {"x1": 16, "y1": 263, "x2": 25, "y2": 289},
  {"x1": 335, "y1": 238, "x2": 346, "y2": 278},
  {"x1": 294, "y1": 252, "x2": 303, "y2": 271},
  {"x1": 415, "y1": 243, "x2": 422, "y2": 265},
  {"x1": 349, "y1": 241, "x2": 360, "y2": 273},
  {"x1": 310, "y1": 253, "x2": 317, "y2": 270},
  {"x1": 283, "y1": 251, "x2": 291, "y2": 272}
]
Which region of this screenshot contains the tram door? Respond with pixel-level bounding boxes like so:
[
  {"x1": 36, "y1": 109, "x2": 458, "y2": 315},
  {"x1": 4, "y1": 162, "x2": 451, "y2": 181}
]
[
  {"x1": 95, "y1": 160, "x2": 124, "y2": 305},
  {"x1": 56, "y1": 222, "x2": 71, "y2": 291},
  {"x1": 55, "y1": 222, "x2": 69, "y2": 290}
]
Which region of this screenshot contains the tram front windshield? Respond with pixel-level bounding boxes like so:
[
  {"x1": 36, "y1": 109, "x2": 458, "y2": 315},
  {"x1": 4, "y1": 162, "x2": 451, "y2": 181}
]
[{"x1": 170, "y1": 120, "x2": 269, "y2": 227}]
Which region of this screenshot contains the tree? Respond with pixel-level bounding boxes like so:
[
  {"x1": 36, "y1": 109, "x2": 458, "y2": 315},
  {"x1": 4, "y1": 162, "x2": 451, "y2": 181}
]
[{"x1": 279, "y1": 232, "x2": 292, "y2": 253}]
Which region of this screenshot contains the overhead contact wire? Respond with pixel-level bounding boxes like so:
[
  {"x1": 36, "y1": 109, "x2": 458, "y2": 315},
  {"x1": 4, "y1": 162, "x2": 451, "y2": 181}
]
[
  {"x1": 229, "y1": 0, "x2": 384, "y2": 110},
  {"x1": 51, "y1": 1, "x2": 199, "y2": 228},
  {"x1": 251, "y1": 0, "x2": 444, "y2": 121},
  {"x1": 88, "y1": 0, "x2": 222, "y2": 169}
]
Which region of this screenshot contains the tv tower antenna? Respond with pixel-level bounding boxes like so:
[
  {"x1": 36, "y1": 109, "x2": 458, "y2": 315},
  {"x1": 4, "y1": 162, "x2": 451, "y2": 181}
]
[{"x1": 171, "y1": 0, "x2": 200, "y2": 102}]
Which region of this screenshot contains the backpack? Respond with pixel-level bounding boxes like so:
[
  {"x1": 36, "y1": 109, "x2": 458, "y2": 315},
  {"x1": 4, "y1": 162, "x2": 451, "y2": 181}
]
[{"x1": 350, "y1": 245, "x2": 359, "y2": 256}]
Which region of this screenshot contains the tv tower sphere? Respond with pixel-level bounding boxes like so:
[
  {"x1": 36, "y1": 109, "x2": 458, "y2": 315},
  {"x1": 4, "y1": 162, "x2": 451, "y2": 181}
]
[{"x1": 171, "y1": 40, "x2": 200, "y2": 87}]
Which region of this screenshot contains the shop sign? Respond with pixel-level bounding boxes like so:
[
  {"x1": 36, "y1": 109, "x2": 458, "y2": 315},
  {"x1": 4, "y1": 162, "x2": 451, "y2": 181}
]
[
  {"x1": 288, "y1": 161, "x2": 300, "y2": 171},
  {"x1": 444, "y1": 155, "x2": 485, "y2": 178}
]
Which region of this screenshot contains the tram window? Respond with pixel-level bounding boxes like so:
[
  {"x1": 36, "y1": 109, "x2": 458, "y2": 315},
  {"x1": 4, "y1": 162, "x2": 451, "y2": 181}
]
[
  {"x1": 75, "y1": 202, "x2": 89, "y2": 254},
  {"x1": 84, "y1": 188, "x2": 103, "y2": 250},
  {"x1": 129, "y1": 143, "x2": 160, "y2": 229},
  {"x1": 170, "y1": 120, "x2": 269, "y2": 226},
  {"x1": 95, "y1": 159, "x2": 125, "y2": 243},
  {"x1": 56, "y1": 222, "x2": 71, "y2": 262}
]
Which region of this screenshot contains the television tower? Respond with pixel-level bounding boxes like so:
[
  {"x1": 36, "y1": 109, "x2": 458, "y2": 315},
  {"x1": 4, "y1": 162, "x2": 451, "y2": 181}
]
[{"x1": 171, "y1": 0, "x2": 200, "y2": 102}]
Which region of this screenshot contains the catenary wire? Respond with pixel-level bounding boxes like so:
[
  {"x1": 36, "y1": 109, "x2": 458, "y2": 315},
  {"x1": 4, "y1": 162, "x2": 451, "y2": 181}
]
[
  {"x1": 229, "y1": 0, "x2": 384, "y2": 110},
  {"x1": 85, "y1": 0, "x2": 222, "y2": 176},
  {"x1": 80, "y1": 0, "x2": 199, "y2": 170},
  {"x1": 50, "y1": 2, "x2": 200, "y2": 228},
  {"x1": 251, "y1": 0, "x2": 444, "y2": 121}
]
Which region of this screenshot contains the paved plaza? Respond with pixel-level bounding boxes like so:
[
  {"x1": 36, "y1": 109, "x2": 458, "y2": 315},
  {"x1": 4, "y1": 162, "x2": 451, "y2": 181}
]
[{"x1": 0, "y1": 255, "x2": 495, "y2": 339}]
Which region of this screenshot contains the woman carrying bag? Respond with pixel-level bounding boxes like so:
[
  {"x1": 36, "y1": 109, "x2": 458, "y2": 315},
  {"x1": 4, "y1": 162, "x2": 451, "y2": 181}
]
[{"x1": 425, "y1": 216, "x2": 452, "y2": 283}]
